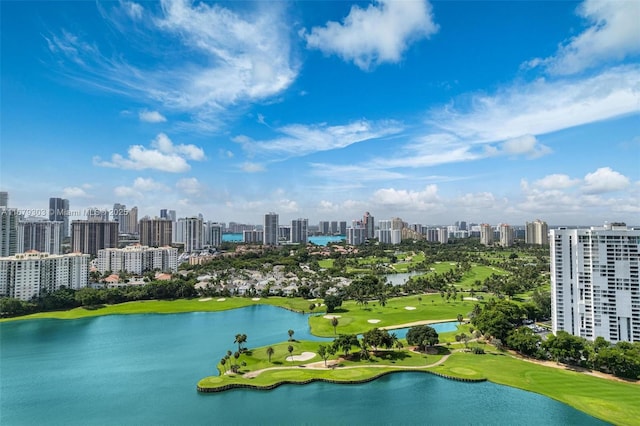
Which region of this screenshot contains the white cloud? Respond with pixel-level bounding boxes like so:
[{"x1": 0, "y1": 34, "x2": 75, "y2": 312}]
[
  {"x1": 430, "y1": 66, "x2": 640, "y2": 143},
  {"x1": 93, "y1": 133, "x2": 205, "y2": 172},
  {"x1": 114, "y1": 186, "x2": 143, "y2": 199},
  {"x1": 122, "y1": 1, "x2": 143, "y2": 20},
  {"x1": 132, "y1": 177, "x2": 169, "y2": 191},
  {"x1": 176, "y1": 177, "x2": 204, "y2": 195},
  {"x1": 241, "y1": 162, "x2": 265, "y2": 173},
  {"x1": 583, "y1": 167, "x2": 630, "y2": 194},
  {"x1": 304, "y1": 0, "x2": 438, "y2": 70},
  {"x1": 533, "y1": 174, "x2": 581, "y2": 190},
  {"x1": 139, "y1": 110, "x2": 167, "y2": 123},
  {"x1": 46, "y1": 0, "x2": 298, "y2": 130},
  {"x1": 499, "y1": 135, "x2": 552, "y2": 159},
  {"x1": 237, "y1": 119, "x2": 403, "y2": 158},
  {"x1": 62, "y1": 186, "x2": 90, "y2": 198},
  {"x1": 373, "y1": 185, "x2": 439, "y2": 208},
  {"x1": 524, "y1": 0, "x2": 640, "y2": 75}
]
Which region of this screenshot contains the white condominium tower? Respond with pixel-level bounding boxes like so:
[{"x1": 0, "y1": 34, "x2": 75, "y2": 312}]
[
  {"x1": 263, "y1": 212, "x2": 279, "y2": 246},
  {"x1": 550, "y1": 223, "x2": 639, "y2": 343},
  {"x1": 0, "y1": 251, "x2": 89, "y2": 301},
  {"x1": 290, "y1": 218, "x2": 308, "y2": 244}
]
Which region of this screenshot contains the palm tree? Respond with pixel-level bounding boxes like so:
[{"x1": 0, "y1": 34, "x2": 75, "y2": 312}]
[
  {"x1": 390, "y1": 332, "x2": 399, "y2": 351},
  {"x1": 318, "y1": 345, "x2": 329, "y2": 367},
  {"x1": 457, "y1": 314, "x2": 464, "y2": 325},
  {"x1": 266, "y1": 346, "x2": 274, "y2": 363},
  {"x1": 233, "y1": 351, "x2": 240, "y2": 366},
  {"x1": 220, "y1": 358, "x2": 226, "y2": 374},
  {"x1": 331, "y1": 317, "x2": 339, "y2": 334},
  {"x1": 287, "y1": 345, "x2": 294, "y2": 361},
  {"x1": 234, "y1": 334, "x2": 247, "y2": 353},
  {"x1": 288, "y1": 329, "x2": 295, "y2": 341}
]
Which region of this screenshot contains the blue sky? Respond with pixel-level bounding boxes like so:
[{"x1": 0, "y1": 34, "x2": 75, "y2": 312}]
[{"x1": 1, "y1": 0, "x2": 639, "y2": 226}]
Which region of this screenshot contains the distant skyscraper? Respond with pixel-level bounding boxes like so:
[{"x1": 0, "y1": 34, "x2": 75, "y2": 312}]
[
  {"x1": 319, "y1": 221, "x2": 330, "y2": 235},
  {"x1": 459, "y1": 221, "x2": 467, "y2": 231},
  {"x1": 128, "y1": 206, "x2": 139, "y2": 235},
  {"x1": 526, "y1": 219, "x2": 549, "y2": 245},
  {"x1": 176, "y1": 217, "x2": 203, "y2": 252},
  {"x1": 499, "y1": 224, "x2": 514, "y2": 247},
  {"x1": 71, "y1": 220, "x2": 119, "y2": 256},
  {"x1": 139, "y1": 218, "x2": 173, "y2": 247},
  {"x1": 0, "y1": 192, "x2": 8, "y2": 208},
  {"x1": 263, "y1": 212, "x2": 279, "y2": 246},
  {"x1": 480, "y1": 224, "x2": 494, "y2": 246},
  {"x1": 551, "y1": 223, "x2": 640, "y2": 343},
  {"x1": 0, "y1": 208, "x2": 19, "y2": 256},
  {"x1": 113, "y1": 203, "x2": 128, "y2": 233},
  {"x1": 376, "y1": 220, "x2": 392, "y2": 244},
  {"x1": 18, "y1": 220, "x2": 63, "y2": 254},
  {"x1": 204, "y1": 221, "x2": 223, "y2": 247},
  {"x1": 339, "y1": 221, "x2": 347, "y2": 235},
  {"x1": 347, "y1": 225, "x2": 367, "y2": 245},
  {"x1": 49, "y1": 198, "x2": 70, "y2": 238},
  {"x1": 291, "y1": 218, "x2": 308, "y2": 244},
  {"x1": 437, "y1": 227, "x2": 449, "y2": 244},
  {"x1": 363, "y1": 212, "x2": 375, "y2": 239},
  {"x1": 86, "y1": 207, "x2": 109, "y2": 221},
  {"x1": 243, "y1": 230, "x2": 264, "y2": 244},
  {"x1": 390, "y1": 217, "x2": 404, "y2": 245}
]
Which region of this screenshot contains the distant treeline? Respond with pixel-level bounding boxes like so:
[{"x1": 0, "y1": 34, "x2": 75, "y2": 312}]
[{"x1": 0, "y1": 280, "x2": 198, "y2": 318}]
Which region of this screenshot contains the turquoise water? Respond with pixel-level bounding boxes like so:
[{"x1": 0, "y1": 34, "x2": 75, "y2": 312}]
[
  {"x1": 221, "y1": 234, "x2": 345, "y2": 246},
  {"x1": 0, "y1": 306, "x2": 609, "y2": 425}
]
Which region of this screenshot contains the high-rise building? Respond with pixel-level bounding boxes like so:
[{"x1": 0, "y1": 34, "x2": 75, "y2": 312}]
[
  {"x1": 71, "y1": 220, "x2": 119, "y2": 256},
  {"x1": 437, "y1": 227, "x2": 449, "y2": 244},
  {"x1": 291, "y1": 218, "x2": 308, "y2": 244},
  {"x1": 339, "y1": 221, "x2": 347, "y2": 236},
  {"x1": 97, "y1": 245, "x2": 177, "y2": 274},
  {"x1": 499, "y1": 224, "x2": 514, "y2": 247},
  {"x1": 363, "y1": 212, "x2": 375, "y2": 239},
  {"x1": 139, "y1": 218, "x2": 173, "y2": 247},
  {"x1": 0, "y1": 208, "x2": 19, "y2": 257},
  {"x1": 0, "y1": 191, "x2": 8, "y2": 208},
  {"x1": 87, "y1": 207, "x2": 109, "y2": 221},
  {"x1": 391, "y1": 217, "x2": 404, "y2": 245},
  {"x1": 319, "y1": 221, "x2": 330, "y2": 235},
  {"x1": 243, "y1": 229, "x2": 264, "y2": 244},
  {"x1": 176, "y1": 217, "x2": 203, "y2": 252},
  {"x1": 0, "y1": 251, "x2": 89, "y2": 301},
  {"x1": 480, "y1": 224, "x2": 494, "y2": 246},
  {"x1": 550, "y1": 223, "x2": 639, "y2": 343},
  {"x1": 204, "y1": 221, "x2": 223, "y2": 247},
  {"x1": 112, "y1": 203, "x2": 129, "y2": 234},
  {"x1": 526, "y1": 219, "x2": 549, "y2": 245},
  {"x1": 18, "y1": 220, "x2": 63, "y2": 254},
  {"x1": 347, "y1": 225, "x2": 367, "y2": 245},
  {"x1": 128, "y1": 206, "x2": 139, "y2": 235},
  {"x1": 377, "y1": 220, "x2": 392, "y2": 244},
  {"x1": 263, "y1": 212, "x2": 279, "y2": 246},
  {"x1": 49, "y1": 198, "x2": 70, "y2": 238}
]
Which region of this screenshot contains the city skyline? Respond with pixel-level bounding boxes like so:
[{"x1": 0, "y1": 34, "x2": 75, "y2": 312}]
[{"x1": 2, "y1": 0, "x2": 638, "y2": 225}]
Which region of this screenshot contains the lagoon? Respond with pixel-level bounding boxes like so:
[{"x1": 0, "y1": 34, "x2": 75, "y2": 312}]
[
  {"x1": 0, "y1": 305, "x2": 608, "y2": 425},
  {"x1": 222, "y1": 234, "x2": 345, "y2": 246}
]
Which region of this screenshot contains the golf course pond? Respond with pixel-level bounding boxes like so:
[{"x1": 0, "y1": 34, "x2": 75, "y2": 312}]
[{"x1": 0, "y1": 305, "x2": 609, "y2": 425}]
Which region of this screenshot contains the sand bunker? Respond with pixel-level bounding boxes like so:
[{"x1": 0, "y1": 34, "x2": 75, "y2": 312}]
[
  {"x1": 464, "y1": 297, "x2": 478, "y2": 301},
  {"x1": 251, "y1": 297, "x2": 261, "y2": 301},
  {"x1": 287, "y1": 352, "x2": 316, "y2": 362},
  {"x1": 404, "y1": 306, "x2": 417, "y2": 310},
  {"x1": 367, "y1": 319, "x2": 381, "y2": 324},
  {"x1": 323, "y1": 315, "x2": 341, "y2": 319},
  {"x1": 198, "y1": 298, "x2": 212, "y2": 302},
  {"x1": 217, "y1": 298, "x2": 226, "y2": 302}
]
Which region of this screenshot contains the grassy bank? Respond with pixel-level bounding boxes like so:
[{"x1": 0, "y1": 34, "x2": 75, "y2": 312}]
[
  {"x1": 0, "y1": 297, "x2": 322, "y2": 322},
  {"x1": 429, "y1": 350, "x2": 640, "y2": 426}
]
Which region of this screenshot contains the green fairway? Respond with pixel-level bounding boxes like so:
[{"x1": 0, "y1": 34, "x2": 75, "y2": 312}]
[
  {"x1": 429, "y1": 351, "x2": 640, "y2": 426},
  {"x1": 455, "y1": 264, "x2": 509, "y2": 289},
  {"x1": 0, "y1": 297, "x2": 324, "y2": 322},
  {"x1": 309, "y1": 294, "x2": 472, "y2": 336}
]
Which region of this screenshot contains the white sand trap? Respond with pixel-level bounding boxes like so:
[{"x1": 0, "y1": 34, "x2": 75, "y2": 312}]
[
  {"x1": 287, "y1": 352, "x2": 316, "y2": 362},
  {"x1": 404, "y1": 306, "x2": 417, "y2": 310},
  {"x1": 251, "y1": 297, "x2": 261, "y2": 301},
  {"x1": 198, "y1": 298, "x2": 212, "y2": 302},
  {"x1": 217, "y1": 298, "x2": 226, "y2": 302},
  {"x1": 464, "y1": 297, "x2": 478, "y2": 301},
  {"x1": 308, "y1": 298, "x2": 317, "y2": 302},
  {"x1": 368, "y1": 319, "x2": 381, "y2": 324},
  {"x1": 323, "y1": 315, "x2": 341, "y2": 319}
]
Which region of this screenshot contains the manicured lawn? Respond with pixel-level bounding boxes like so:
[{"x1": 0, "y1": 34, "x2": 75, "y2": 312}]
[
  {"x1": 0, "y1": 297, "x2": 325, "y2": 322},
  {"x1": 309, "y1": 294, "x2": 473, "y2": 336},
  {"x1": 201, "y1": 339, "x2": 446, "y2": 390},
  {"x1": 317, "y1": 259, "x2": 334, "y2": 268},
  {"x1": 455, "y1": 264, "x2": 509, "y2": 289},
  {"x1": 429, "y1": 351, "x2": 640, "y2": 426}
]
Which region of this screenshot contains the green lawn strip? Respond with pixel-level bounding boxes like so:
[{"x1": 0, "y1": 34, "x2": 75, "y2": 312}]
[
  {"x1": 429, "y1": 351, "x2": 640, "y2": 426},
  {"x1": 0, "y1": 297, "x2": 324, "y2": 322},
  {"x1": 202, "y1": 339, "x2": 445, "y2": 390},
  {"x1": 317, "y1": 259, "x2": 334, "y2": 269},
  {"x1": 309, "y1": 294, "x2": 472, "y2": 336},
  {"x1": 454, "y1": 265, "x2": 509, "y2": 289}
]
